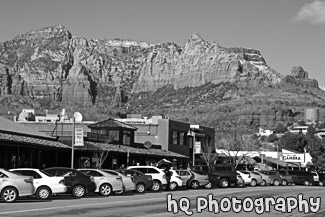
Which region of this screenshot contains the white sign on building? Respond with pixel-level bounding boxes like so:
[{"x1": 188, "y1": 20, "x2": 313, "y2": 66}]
[
  {"x1": 282, "y1": 153, "x2": 305, "y2": 163},
  {"x1": 195, "y1": 141, "x2": 201, "y2": 154},
  {"x1": 74, "y1": 128, "x2": 84, "y2": 146}
]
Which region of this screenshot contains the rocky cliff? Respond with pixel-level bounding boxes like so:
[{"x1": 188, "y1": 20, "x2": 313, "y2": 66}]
[{"x1": 0, "y1": 25, "x2": 324, "y2": 129}]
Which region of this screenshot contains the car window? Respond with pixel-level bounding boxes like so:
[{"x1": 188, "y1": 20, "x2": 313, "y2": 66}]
[
  {"x1": 0, "y1": 172, "x2": 8, "y2": 178},
  {"x1": 251, "y1": 172, "x2": 260, "y2": 175},
  {"x1": 135, "y1": 171, "x2": 142, "y2": 176},
  {"x1": 278, "y1": 171, "x2": 286, "y2": 176},
  {"x1": 83, "y1": 170, "x2": 103, "y2": 177},
  {"x1": 147, "y1": 168, "x2": 159, "y2": 173},
  {"x1": 179, "y1": 171, "x2": 187, "y2": 176},
  {"x1": 63, "y1": 171, "x2": 78, "y2": 177},
  {"x1": 134, "y1": 168, "x2": 147, "y2": 173},
  {"x1": 104, "y1": 170, "x2": 119, "y2": 176},
  {"x1": 15, "y1": 170, "x2": 42, "y2": 179}
]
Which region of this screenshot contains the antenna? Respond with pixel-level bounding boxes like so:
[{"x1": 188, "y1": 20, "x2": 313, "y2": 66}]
[{"x1": 73, "y1": 112, "x2": 83, "y2": 122}]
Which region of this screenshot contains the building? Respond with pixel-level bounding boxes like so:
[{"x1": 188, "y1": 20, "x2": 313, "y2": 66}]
[
  {"x1": 0, "y1": 116, "x2": 71, "y2": 169},
  {"x1": 75, "y1": 118, "x2": 189, "y2": 169},
  {"x1": 115, "y1": 114, "x2": 215, "y2": 166}
]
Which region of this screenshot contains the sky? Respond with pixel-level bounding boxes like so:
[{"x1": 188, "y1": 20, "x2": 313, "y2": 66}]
[{"x1": 0, "y1": 0, "x2": 324, "y2": 85}]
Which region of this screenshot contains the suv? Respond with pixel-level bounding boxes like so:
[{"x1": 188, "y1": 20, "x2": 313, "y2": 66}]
[
  {"x1": 127, "y1": 166, "x2": 167, "y2": 191},
  {"x1": 43, "y1": 167, "x2": 96, "y2": 197},
  {"x1": 191, "y1": 165, "x2": 237, "y2": 188},
  {"x1": 285, "y1": 170, "x2": 315, "y2": 186}
]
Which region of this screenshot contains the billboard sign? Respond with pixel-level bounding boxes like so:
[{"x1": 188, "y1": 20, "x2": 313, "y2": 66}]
[
  {"x1": 282, "y1": 153, "x2": 305, "y2": 163},
  {"x1": 74, "y1": 128, "x2": 84, "y2": 146}
]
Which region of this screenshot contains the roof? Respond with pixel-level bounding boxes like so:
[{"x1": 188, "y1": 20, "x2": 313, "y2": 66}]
[
  {"x1": 0, "y1": 131, "x2": 70, "y2": 149},
  {"x1": 76, "y1": 141, "x2": 188, "y2": 159},
  {"x1": 0, "y1": 116, "x2": 56, "y2": 140},
  {"x1": 87, "y1": 118, "x2": 137, "y2": 130}
]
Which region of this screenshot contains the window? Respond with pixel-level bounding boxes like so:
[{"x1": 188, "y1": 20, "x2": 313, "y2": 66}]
[
  {"x1": 108, "y1": 130, "x2": 119, "y2": 141},
  {"x1": 172, "y1": 131, "x2": 178, "y2": 145},
  {"x1": 123, "y1": 130, "x2": 131, "y2": 145},
  {"x1": 147, "y1": 168, "x2": 159, "y2": 173},
  {"x1": 135, "y1": 168, "x2": 147, "y2": 173},
  {"x1": 83, "y1": 170, "x2": 103, "y2": 177},
  {"x1": 0, "y1": 172, "x2": 8, "y2": 178},
  {"x1": 179, "y1": 132, "x2": 185, "y2": 145}
]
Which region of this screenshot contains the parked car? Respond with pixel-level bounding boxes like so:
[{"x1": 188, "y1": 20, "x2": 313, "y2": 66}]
[
  {"x1": 276, "y1": 170, "x2": 294, "y2": 186},
  {"x1": 116, "y1": 169, "x2": 153, "y2": 193},
  {"x1": 10, "y1": 168, "x2": 67, "y2": 199},
  {"x1": 247, "y1": 171, "x2": 263, "y2": 186},
  {"x1": 42, "y1": 167, "x2": 96, "y2": 197},
  {"x1": 175, "y1": 169, "x2": 211, "y2": 189},
  {"x1": 0, "y1": 168, "x2": 34, "y2": 203},
  {"x1": 285, "y1": 170, "x2": 315, "y2": 186},
  {"x1": 101, "y1": 169, "x2": 136, "y2": 194},
  {"x1": 127, "y1": 166, "x2": 167, "y2": 191},
  {"x1": 317, "y1": 172, "x2": 325, "y2": 186},
  {"x1": 78, "y1": 169, "x2": 124, "y2": 196},
  {"x1": 236, "y1": 171, "x2": 252, "y2": 186},
  {"x1": 191, "y1": 165, "x2": 237, "y2": 188},
  {"x1": 259, "y1": 170, "x2": 282, "y2": 186},
  {"x1": 253, "y1": 171, "x2": 272, "y2": 186}
]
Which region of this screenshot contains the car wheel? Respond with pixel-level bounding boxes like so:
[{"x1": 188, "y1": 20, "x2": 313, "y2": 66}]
[
  {"x1": 319, "y1": 181, "x2": 324, "y2": 187},
  {"x1": 273, "y1": 179, "x2": 280, "y2": 186},
  {"x1": 115, "y1": 186, "x2": 125, "y2": 195},
  {"x1": 1, "y1": 187, "x2": 18, "y2": 203},
  {"x1": 151, "y1": 180, "x2": 161, "y2": 191},
  {"x1": 99, "y1": 183, "x2": 112, "y2": 196},
  {"x1": 260, "y1": 180, "x2": 266, "y2": 186},
  {"x1": 169, "y1": 182, "x2": 178, "y2": 191},
  {"x1": 204, "y1": 182, "x2": 212, "y2": 189},
  {"x1": 190, "y1": 180, "x2": 200, "y2": 189},
  {"x1": 250, "y1": 179, "x2": 257, "y2": 187},
  {"x1": 219, "y1": 178, "x2": 229, "y2": 188},
  {"x1": 36, "y1": 186, "x2": 51, "y2": 199},
  {"x1": 303, "y1": 180, "x2": 310, "y2": 186},
  {"x1": 281, "y1": 180, "x2": 287, "y2": 186},
  {"x1": 72, "y1": 185, "x2": 85, "y2": 198},
  {"x1": 136, "y1": 183, "x2": 146, "y2": 193}
]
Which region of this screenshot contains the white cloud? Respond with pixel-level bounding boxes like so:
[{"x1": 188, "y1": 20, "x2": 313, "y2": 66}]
[{"x1": 294, "y1": 0, "x2": 325, "y2": 25}]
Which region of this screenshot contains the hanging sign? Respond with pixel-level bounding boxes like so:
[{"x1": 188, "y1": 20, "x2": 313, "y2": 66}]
[
  {"x1": 74, "y1": 128, "x2": 84, "y2": 146},
  {"x1": 282, "y1": 153, "x2": 305, "y2": 163},
  {"x1": 195, "y1": 141, "x2": 201, "y2": 154}
]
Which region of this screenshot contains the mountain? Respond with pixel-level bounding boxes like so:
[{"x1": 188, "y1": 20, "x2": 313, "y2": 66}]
[{"x1": 0, "y1": 25, "x2": 324, "y2": 130}]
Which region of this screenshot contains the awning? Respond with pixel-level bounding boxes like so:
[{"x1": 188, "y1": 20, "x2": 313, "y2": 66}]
[{"x1": 75, "y1": 141, "x2": 189, "y2": 159}]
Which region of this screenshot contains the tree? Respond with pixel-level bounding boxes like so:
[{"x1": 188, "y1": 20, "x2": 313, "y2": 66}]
[
  {"x1": 200, "y1": 135, "x2": 218, "y2": 172},
  {"x1": 216, "y1": 129, "x2": 261, "y2": 169},
  {"x1": 92, "y1": 136, "x2": 113, "y2": 169}
]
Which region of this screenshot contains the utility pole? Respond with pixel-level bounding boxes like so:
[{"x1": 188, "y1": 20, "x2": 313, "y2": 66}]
[
  {"x1": 193, "y1": 131, "x2": 196, "y2": 166},
  {"x1": 71, "y1": 116, "x2": 75, "y2": 168}
]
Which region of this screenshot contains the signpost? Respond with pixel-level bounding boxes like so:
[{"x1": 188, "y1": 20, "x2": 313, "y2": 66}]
[{"x1": 74, "y1": 128, "x2": 84, "y2": 147}]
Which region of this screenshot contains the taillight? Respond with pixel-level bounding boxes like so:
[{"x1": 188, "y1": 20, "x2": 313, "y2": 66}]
[
  {"x1": 90, "y1": 176, "x2": 95, "y2": 182},
  {"x1": 59, "y1": 179, "x2": 65, "y2": 185},
  {"x1": 24, "y1": 178, "x2": 33, "y2": 183}
]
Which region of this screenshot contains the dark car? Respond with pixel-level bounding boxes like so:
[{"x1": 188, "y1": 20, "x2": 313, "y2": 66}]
[
  {"x1": 116, "y1": 169, "x2": 153, "y2": 193},
  {"x1": 285, "y1": 170, "x2": 315, "y2": 186},
  {"x1": 191, "y1": 165, "x2": 237, "y2": 188},
  {"x1": 42, "y1": 167, "x2": 96, "y2": 197}
]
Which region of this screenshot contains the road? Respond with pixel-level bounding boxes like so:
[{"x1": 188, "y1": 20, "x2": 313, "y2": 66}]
[{"x1": 0, "y1": 186, "x2": 324, "y2": 217}]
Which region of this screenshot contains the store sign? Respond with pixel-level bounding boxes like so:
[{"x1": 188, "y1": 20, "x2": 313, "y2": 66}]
[
  {"x1": 195, "y1": 141, "x2": 201, "y2": 154},
  {"x1": 74, "y1": 128, "x2": 84, "y2": 146},
  {"x1": 283, "y1": 153, "x2": 305, "y2": 162}
]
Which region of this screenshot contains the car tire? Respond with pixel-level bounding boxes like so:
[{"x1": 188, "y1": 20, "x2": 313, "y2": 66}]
[
  {"x1": 319, "y1": 181, "x2": 324, "y2": 187},
  {"x1": 204, "y1": 182, "x2": 212, "y2": 189},
  {"x1": 36, "y1": 186, "x2": 51, "y2": 199},
  {"x1": 115, "y1": 186, "x2": 125, "y2": 195},
  {"x1": 99, "y1": 183, "x2": 112, "y2": 196},
  {"x1": 303, "y1": 180, "x2": 310, "y2": 186},
  {"x1": 250, "y1": 179, "x2": 257, "y2": 187},
  {"x1": 273, "y1": 179, "x2": 280, "y2": 186},
  {"x1": 72, "y1": 185, "x2": 85, "y2": 198},
  {"x1": 136, "y1": 183, "x2": 146, "y2": 193},
  {"x1": 190, "y1": 180, "x2": 200, "y2": 189},
  {"x1": 169, "y1": 182, "x2": 178, "y2": 191},
  {"x1": 151, "y1": 180, "x2": 161, "y2": 191},
  {"x1": 260, "y1": 180, "x2": 266, "y2": 186},
  {"x1": 219, "y1": 178, "x2": 229, "y2": 188},
  {"x1": 281, "y1": 180, "x2": 287, "y2": 186},
  {"x1": 1, "y1": 187, "x2": 18, "y2": 203}
]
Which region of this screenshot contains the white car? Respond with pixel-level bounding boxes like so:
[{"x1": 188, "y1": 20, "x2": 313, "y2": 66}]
[
  {"x1": 127, "y1": 166, "x2": 167, "y2": 191},
  {"x1": 78, "y1": 169, "x2": 124, "y2": 196},
  {"x1": 236, "y1": 171, "x2": 252, "y2": 186},
  {"x1": 10, "y1": 168, "x2": 66, "y2": 199},
  {"x1": 166, "y1": 169, "x2": 183, "y2": 191},
  {"x1": 101, "y1": 169, "x2": 136, "y2": 194},
  {"x1": 0, "y1": 169, "x2": 34, "y2": 203}
]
